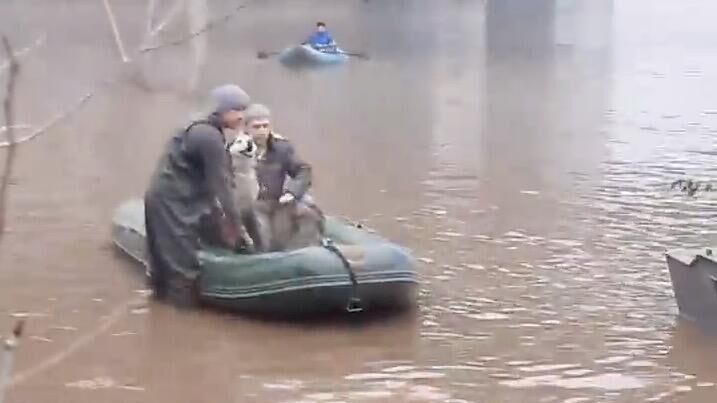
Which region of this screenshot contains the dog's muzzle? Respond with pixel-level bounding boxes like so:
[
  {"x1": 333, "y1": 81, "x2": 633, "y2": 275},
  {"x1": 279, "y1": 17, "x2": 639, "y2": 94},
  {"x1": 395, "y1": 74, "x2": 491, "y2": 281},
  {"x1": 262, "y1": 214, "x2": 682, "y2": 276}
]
[{"x1": 239, "y1": 141, "x2": 254, "y2": 158}]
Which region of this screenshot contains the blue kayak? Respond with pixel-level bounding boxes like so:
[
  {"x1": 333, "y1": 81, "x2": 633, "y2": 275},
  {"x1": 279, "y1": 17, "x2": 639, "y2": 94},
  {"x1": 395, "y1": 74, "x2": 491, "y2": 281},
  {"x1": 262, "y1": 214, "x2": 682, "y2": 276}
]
[{"x1": 278, "y1": 44, "x2": 349, "y2": 67}]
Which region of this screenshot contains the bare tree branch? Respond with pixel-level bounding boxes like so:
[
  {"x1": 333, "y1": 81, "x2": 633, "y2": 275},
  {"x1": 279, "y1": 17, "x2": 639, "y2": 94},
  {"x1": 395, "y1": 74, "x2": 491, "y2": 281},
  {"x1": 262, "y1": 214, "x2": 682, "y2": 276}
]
[
  {"x1": 140, "y1": 1, "x2": 251, "y2": 53},
  {"x1": 0, "y1": 37, "x2": 25, "y2": 403},
  {"x1": 146, "y1": 0, "x2": 158, "y2": 35},
  {"x1": 150, "y1": 0, "x2": 186, "y2": 37},
  {"x1": 0, "y1": 0, "x2": 258, "y2": 392},
  {"x1": 140, "y1": 0, "x2": 188, "y2": 51},
  {"x1": 0, "y1": 0, "x2": 255, "y2": 149},
  {"x1": 0, "y1": 124, "x2": 32, "y2": 134},
  {"x1": 0, "y1": 36, "x2": 20, "y2": 246},
  {"x1": 102, "y1": 0, "x2": 130, "y2": 62},
  {"x1": 0, "y1": 34, "x2": 46, "y2": 75},
  {"x1": 0, "y1": 88, "x2": 97, "y2": 148}
]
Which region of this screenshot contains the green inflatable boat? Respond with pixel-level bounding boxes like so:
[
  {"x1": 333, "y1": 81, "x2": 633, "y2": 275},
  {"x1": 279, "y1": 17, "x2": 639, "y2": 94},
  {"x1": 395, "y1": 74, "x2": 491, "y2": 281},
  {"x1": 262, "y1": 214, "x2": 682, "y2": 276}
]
[{"x1": 111, "y1": 199, "x2": 418, "y2": 316}]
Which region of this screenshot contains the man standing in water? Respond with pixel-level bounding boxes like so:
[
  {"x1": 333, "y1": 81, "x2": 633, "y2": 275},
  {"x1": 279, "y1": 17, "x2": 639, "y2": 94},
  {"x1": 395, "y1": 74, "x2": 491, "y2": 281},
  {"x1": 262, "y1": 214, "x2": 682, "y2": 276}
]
[{"x1": 144, "y1": 84, "x2": 251, "y2": 308}]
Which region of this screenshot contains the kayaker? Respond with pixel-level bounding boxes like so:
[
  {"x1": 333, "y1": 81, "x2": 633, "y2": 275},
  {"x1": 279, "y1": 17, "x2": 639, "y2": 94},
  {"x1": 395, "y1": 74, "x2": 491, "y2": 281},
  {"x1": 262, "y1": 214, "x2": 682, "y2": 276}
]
[
  {"x1": 144, "y1": 84, "x2": 253, "y2": 308},
  {"x1": 303, "y1": 21, "x2": 337, "y2": 53}
]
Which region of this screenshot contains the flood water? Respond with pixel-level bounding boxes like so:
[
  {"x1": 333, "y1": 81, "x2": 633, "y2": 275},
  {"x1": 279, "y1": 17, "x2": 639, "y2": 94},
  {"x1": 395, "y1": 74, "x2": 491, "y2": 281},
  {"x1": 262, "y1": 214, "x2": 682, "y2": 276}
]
[{"x1": 1, "y1": 0, "x2": 717, "y2": 402}]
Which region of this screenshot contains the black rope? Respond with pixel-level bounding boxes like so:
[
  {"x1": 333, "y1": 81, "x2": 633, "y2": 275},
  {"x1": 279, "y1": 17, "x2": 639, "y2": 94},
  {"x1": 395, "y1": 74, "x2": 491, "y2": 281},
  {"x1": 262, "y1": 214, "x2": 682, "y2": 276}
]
[{"x1": 321, "y1": 238, "x2": 362, "y2": 312}]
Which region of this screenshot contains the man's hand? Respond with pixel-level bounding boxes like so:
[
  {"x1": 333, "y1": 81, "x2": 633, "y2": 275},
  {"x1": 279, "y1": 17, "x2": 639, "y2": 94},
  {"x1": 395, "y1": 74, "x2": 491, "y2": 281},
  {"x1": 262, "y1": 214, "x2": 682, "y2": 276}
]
[
  {"x1": 219, "y1": 219, "x2": 239, "y2": 249},
  {"x1": 279, "y1": 192, "x2": 295, "y2": 204},
  {"x1": 239, "y1": 231, "x2": 255, "y2": 253}
]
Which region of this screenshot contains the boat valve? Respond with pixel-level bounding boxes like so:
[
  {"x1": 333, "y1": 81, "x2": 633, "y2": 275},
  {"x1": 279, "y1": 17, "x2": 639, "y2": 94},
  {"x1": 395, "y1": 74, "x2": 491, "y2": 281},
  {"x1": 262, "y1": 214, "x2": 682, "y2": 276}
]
[{"x1": 346, "y1": 297, "x2": 363, "y2": 313}]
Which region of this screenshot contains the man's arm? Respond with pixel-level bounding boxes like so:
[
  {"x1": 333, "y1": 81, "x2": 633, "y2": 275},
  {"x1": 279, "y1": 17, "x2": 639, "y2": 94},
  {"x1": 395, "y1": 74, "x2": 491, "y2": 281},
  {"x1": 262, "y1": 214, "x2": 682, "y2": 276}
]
[
  {"x1": 188, "y1": 127, "x2": 241, "y2": 227},
  {"x1": 282, "y1": 143, "x2": 312, "y2": 200},
  {"x1": 305, "y1": 32, "x2": 318, "y2": 46}
]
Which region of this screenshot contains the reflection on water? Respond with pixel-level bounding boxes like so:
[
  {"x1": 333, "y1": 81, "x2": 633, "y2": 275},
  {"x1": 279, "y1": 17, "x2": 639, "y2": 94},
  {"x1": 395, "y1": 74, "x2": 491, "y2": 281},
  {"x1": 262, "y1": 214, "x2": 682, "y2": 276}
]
[{"x1": 1, "y1": 0, "x2": 717, "y2": 402}]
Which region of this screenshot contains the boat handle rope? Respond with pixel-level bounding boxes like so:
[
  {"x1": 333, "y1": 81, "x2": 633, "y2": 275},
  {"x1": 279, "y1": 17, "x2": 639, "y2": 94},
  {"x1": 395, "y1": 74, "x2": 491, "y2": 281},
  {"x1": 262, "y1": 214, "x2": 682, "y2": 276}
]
[{"x1": 321, "y1": 238, "x2": 363, "y2": 313}]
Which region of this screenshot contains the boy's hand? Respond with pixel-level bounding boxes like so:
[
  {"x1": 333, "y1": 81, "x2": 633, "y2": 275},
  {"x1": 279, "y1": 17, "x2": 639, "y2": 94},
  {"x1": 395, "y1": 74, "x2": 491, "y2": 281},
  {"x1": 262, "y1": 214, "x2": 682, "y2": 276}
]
[{"x1": 279, "y1": 192, "x2": 295, "y2": 204}]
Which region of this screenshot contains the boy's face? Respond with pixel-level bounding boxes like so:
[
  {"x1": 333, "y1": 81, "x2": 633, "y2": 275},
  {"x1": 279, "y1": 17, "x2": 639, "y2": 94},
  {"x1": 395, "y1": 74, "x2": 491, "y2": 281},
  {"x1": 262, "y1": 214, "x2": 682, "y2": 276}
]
[{"x1": 248, "y1": 118, "x2": 272, "y2": 146}]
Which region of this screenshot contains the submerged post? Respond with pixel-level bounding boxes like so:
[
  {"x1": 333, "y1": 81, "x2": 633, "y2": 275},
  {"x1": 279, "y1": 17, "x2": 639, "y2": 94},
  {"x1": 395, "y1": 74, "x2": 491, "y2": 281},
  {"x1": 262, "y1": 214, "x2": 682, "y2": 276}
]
[
  {"x1": 0, "y1": 320, "x2": 25, "y2": 403},
  {"x1": 102, "y1": 0, "x2": 130, "y2": 62}
]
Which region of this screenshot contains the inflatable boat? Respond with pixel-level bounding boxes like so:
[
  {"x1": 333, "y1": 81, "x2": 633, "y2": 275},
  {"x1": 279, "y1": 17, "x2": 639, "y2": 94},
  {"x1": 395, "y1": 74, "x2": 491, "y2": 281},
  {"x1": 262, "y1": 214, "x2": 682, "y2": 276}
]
[{"x1": 112, "y1": 199, "x2": 418, "y2": 316}]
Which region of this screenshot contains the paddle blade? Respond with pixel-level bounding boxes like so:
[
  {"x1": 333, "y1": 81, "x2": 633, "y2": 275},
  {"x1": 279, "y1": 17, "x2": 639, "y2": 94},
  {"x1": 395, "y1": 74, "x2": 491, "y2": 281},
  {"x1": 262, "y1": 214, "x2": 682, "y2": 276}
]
[{"x1": 342, "y1": 51, "x2": 369, "y2": 60}]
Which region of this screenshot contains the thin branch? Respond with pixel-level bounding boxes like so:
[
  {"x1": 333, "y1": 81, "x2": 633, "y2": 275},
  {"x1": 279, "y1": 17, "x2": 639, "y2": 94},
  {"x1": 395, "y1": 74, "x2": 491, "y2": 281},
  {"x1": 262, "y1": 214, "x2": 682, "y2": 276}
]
[
  {"x1": 140, "y1": 1, "x2": 251, "y2": 53},
  {"x1": 0, "y1": 34, "x2": 46, "y2": 74},
  {"x1": 0, "y1": 0, "x2": 255, "y2": 149},
  {"x1": 0, "y1": 87, "x2": 98, "y2": 147},
  {"x1": 150, "y1": 0, "x2": 186, "y2": 37},
  {"x1": 140, "y1": 0, "x2": 187, "y2": 50},
  {"x1": 7, "y1": 296, "x2": 141, "y2": 388},
  {"x1": 102, "y1": 0, "x2": 130, "y2": 62},
  {"x1": 0, "y1": 36, "x2": 20, "y2": 246},
  {"x1": 146, "y1": 0, "x2": 158, "y2": 35},
  {"x1": 0, "y1": 37, "x2": 24, "y2": 403},
  {"x1": 0, "y1": 124, "x2": 32, "y2": 134},
  {"x1": 186, "y1": 0, "x2": 208, "y2": 92}
]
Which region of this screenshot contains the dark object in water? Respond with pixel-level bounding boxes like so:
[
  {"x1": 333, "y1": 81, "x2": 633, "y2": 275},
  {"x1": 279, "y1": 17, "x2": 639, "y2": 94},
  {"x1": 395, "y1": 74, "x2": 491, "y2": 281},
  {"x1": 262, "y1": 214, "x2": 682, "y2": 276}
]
[
  {"x1": 1, "y1": 320, "x2": 24, "y2": 403},
  {"x1": 671, "y1": 178, "x2": 714, "y2": 196},
  {"x1": 666, "y1": 247, "x2": 717, "y2": 334}
]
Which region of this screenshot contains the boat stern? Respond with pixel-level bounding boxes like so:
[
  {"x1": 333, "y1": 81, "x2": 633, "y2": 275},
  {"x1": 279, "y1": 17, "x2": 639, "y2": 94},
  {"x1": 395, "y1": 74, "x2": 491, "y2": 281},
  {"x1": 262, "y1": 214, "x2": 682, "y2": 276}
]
[{"x1": 666, "y1": 247, "x2": 717, "y2": 333}]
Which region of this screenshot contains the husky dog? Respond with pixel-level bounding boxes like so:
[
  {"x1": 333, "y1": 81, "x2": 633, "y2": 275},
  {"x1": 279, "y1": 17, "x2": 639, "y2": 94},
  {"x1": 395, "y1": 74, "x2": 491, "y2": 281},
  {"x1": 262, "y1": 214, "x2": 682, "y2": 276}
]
[
  {"x1": 227, "y1": 132, "x2": 259, "y2": 206},
  {"x1": 227, "y1": 132, "x2": 324, "y2": 253},
  {"x1": 227, "y1": 132, "x2": 264, "y2": 250}
]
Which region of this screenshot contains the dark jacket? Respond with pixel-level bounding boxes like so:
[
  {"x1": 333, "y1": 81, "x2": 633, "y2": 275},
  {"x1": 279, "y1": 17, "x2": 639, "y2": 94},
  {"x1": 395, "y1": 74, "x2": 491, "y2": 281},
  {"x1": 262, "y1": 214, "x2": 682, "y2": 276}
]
[
  {"x1": 256, "y1": 133, "x2": 312, "y2": 201},
  {"x1": 144, "y1": 114, "x2": 239, "y2": 297}
]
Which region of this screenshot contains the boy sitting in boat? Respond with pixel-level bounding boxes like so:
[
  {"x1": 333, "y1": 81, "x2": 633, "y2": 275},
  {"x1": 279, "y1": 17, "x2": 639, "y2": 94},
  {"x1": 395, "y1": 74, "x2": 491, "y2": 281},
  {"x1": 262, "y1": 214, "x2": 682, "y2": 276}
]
[
  {"x1": 303, "y1": 21, "x2": 337, "y2": 53},
  {"x1": 240, "y1": 104, "x2": 325, "y2": 252}
]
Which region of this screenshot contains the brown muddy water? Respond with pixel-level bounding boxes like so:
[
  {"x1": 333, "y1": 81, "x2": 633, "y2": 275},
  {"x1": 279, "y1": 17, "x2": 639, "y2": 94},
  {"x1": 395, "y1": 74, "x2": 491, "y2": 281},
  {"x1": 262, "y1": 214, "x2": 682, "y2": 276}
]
[{"x1": 1, "y1": 0, "x2": 717, "y2": 402}]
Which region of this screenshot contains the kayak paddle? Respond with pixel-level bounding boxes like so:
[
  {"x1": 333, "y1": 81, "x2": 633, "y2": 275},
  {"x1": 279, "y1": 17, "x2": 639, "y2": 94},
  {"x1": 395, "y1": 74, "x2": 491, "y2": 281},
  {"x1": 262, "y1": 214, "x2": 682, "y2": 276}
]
[
  {"x1": 257, "y1": 49, "x2": 369, "y2": 60},
  {"x1": 257, "y1": 50, "x2": 281, "y2": 59},
  {"x1": 338, "y1": 51, "x2": 369, "y2": 60}
]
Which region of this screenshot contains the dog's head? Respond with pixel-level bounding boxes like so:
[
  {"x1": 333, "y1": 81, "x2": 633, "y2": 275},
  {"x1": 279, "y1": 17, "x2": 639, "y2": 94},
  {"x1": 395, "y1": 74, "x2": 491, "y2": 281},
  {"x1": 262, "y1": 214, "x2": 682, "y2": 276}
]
[{"x1": 228, "y1": 133, "x2": 257, "y2": 159}]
